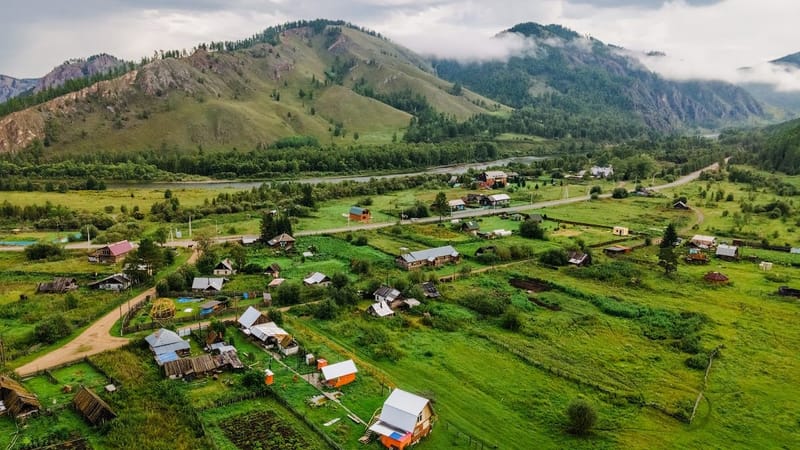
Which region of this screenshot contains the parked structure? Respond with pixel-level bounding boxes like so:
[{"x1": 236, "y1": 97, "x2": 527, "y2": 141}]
[
  {"x1": 213, "y1": 259, "x2": 235, "y2": 276},
  {"x1": 397, "y1": 246, "x2": 460, "y2": 270},
  {"x1": 349, "y1": 206, "x2": 372, "y2": 223},
  {"x1": 369, "y1": 389, "x2": 435, "y2": 450},
  {"x1": 89, "y1": 240, "x2": 134, "y2": 264},
  {"x1": 88, "y1": 273, "x2": 131, "y2": 291},
  {"x1": 320, "y1": 359, "x2": 358, "y2": 388},
  {"x1": 36, "y1": 277, "x2": 78, "y2": 294}
]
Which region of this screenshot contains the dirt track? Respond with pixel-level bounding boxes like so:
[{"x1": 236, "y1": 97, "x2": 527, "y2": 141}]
[{"x1": 15, "y1": 249, "x2": 198, "y2": 377}]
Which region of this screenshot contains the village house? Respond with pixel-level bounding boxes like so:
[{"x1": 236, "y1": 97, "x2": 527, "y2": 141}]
[
  {"x1": 421, "y1": 282, "x2": 440, "y2": 298},
  {"x1": 264, "y1": 263, "x2": 281, "y2": 278},
  {"x1": 369, "y1": 389, "x2": 435, "y2": 450},
  {"x1": 251, "y1": 322, "x2": 299, "y2": 355},
  {"x1": 603, "y1": 245, "x2": 631, "y2": 257},
  {"x1": 461, "y1": 221, "x2": 480, "y2": 235},
  {"x1": 715, "y1": 244, "x2": 740, "y2": 261},
  {"x1": 0, "y1": 376, "x2": 41, "y2": 419},
  {"x1": 303, "y1": 272, "x2": 331, "y2": 286},
  {"x1": 690, "y1": 235, "x2": 717, "y2": 249},
  {"x1": 486, "y1": 193, "x2": 511, "y2": 208},
  {"x1": 36, "y1": 277, "x2": 78, "y2": 294},
  {"x1": 673, "y1": 200, "x2": 690, "y2": 210},
  {"x1": 349, "y1": 206, "x2": 372, "y2": 223},
  {"x1": 73, "y1": 386, "x2": 117, "y2": 426},
  {"x1": 240, "y1": 235, "x2": 259, "y2": 246},
  {"x1": 463, "y1": 193, "x2": 487, "y2": 206},
  {"x1": 191, "y1": 277, "x2": 225, "y2": 293},
  {"x1": 145, "y1": 328, "x2": 190, "y2": 365},
  {"x1": 374, "y1": 286, "x2": 402, "y2": 305},
  {"x1": 396, "y1": 246, "x2": 460, "y2": 270},
  {"x1": 88, "y1": 273, "x2": 131, "y2": 291},
  {"x1": 267, "y1": 233, "x2": 296, "y2": 251},
  {"x1": 238, "y1": 306, "x2": 270, "y2": 330},
  {"x1": 590, "y1": 166, "x2": 614, "y2": 178},
  {"x1": 612, "y1": 226, "x2": 629, "y2": 236},
  {"x1": 567, "y1": 251, "x2": 591, "y2": 266},
  {"x1": 320, "y1": 359, "x2": 358, "y2": 388},
  {"x1": 213, "y1": 258, "x2": 235, "y2": 276},
  {"x1": 478, "y1": 170, "x2": 508, "y2": 188},
  {"x1": 448, "y1": 199, "x2": 465, "y2": 212},
  {"x1": 89, "y1": 240, "x2": 134, "y2": 264},
  {"x1": 199, "y1": 300, "x2": 224, "y2": 315}
]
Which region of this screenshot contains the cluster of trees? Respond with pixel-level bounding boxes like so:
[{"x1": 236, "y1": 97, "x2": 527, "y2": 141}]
[{"x1": 260, "y1": 212, "x2": 293, "y2": 242}]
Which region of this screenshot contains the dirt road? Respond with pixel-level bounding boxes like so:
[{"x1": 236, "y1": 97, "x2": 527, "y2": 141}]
[{"x1": 15, "y1": 248, "x2": 198, "y2": 377}]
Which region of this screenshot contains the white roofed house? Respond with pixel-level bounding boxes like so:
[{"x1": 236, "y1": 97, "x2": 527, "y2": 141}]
[
  {"x1": 486, "y1": 193, "x2": 510, "y2": 208},
  {"x1": 369, "y1": 389, "x2": 435, "y2": 450},
  {"x1": 145, "y1": 328, "x2": 190, "y2": 365},
  {"x1": 303, "y1": 272, "x2": 330, "y2": 286},
  {"x1": 320, "y1": 359, "x2": 358, "y2": 388},
  {"x1": 238, "y1": 306, "x2": 269, "y2": 331},
  {"x1": 448, "y1": 199, "x2": 465, "y2": 211},
  {"x1": 88, "y1": 273, "x2": 131, "y2": 291},
  {"x1": 191, "y1": 277, "x2": 225, "y2": 292},
  {"x1": 396, "y1": 246, "x2": 460, "y2": 271},
  {"x1": 368, "y1": 301, "x2": 395, "y2": 318},
  {"x1": 248, "y1": 321, "x2": 299, "y2": 356},
  {"x1": 715, "y1": 244, "x2": 740, "y2": 261}
]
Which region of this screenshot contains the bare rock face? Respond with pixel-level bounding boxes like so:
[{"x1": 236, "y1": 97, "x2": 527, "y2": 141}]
[
  {"x1": 0, "y1": 75, "x2": 37, "y2": 103},
  {"x1": 36, "y1": 54, "x2": 126, "y2": 92}
]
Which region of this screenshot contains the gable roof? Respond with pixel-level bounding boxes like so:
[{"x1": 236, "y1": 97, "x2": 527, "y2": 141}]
[
  {"x1": 191, "y1": 277, "x2": 225, "y2": 291},
  {"x1": 145, "y1": 328, "x2": 189, "y2": 355},
  {"x1": 215, "y1": 259, "x2": 233, "y2": 271},
  {"x1": 267, "y1": 233, "x2": 295, "y2": 246},
  {"x1": 399, "y1": 246, "x2": 459, "y2": 263},
  {"x1": 238, "y1": 306, "x2": 266, "y2": 329},
  {"x1": 691, "y1": 235, "x2": 716, "y2": 245},
  {"x1": 268, "y1": 277, "x2": 286, "y2": 287},
  {"x1": 321, "y1": 359, "x2": 358, "y2": 381},
  {"x1": 716, "y1": 244, "x2": 739, "y2": 257},
  {"x1": 303, "y1": 272, "x2": 329, "y2": 285},
  {"x1": 0, "y1": 375, "x2": 41, "y2": 418},
  {"x1": 483, "y1": 170, "x2": 506, "y2": 178},
  {"x1": 37, "y1": 277, "x2": 78, "y2": 293},
  {"x1": 374, "y1": 286, "x2": 401, "y2": 301},
  {"x1": 461, "y1": 221, "x2": 479, "y2": 231},
  {"x1": 448, "y1": 199, "x2": 465, "y2": 207},
  {"x1": 369, "y1": 301, "x2": 395, "y2": 317},
  {"x1": 250, "y1": 321, "x2": 289, "y2": 342},
  {"x1": 87, "y1": 273, "x2": 130, "y2": 288},
  {"x1": 350, "y1": 206, "x2": 368, "y2": 215},
  {"x1": 106, "y1": 240, "x2": 134, "y2": 256},
  {"x1": 200, "y1": 300, "x2": 222, "y2": 310},
  {"x1": 241, "y1": 235, "x2": 259, "y2": 245},
  {"x1": 487, "y1": 193, "x2": 510, "y2": 202},
  {"x1": 376, "y1": 389, "x2": 430, "y2": 433},
  {"x1": 264, "y1": 263, "x2": 281, "y2": 274},
  {"x1": 567, "y1": 251, "x2": 589, "y2": 265},
  {"x1": 73, "y1": 386, "x2": 116, "y2": 425}
]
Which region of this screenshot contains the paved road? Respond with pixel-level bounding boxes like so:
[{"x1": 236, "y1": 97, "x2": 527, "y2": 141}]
[{"x1": 15, "y1": 248, "x2": 199, "y2": 377}]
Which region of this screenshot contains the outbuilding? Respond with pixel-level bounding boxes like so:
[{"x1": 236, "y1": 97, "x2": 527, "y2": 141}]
[{"x1": 320, "y1": 359, "x2": 358, "y2": 388}]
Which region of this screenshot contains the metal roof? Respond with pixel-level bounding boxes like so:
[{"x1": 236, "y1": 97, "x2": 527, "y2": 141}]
[
  {"x1": 303, "y1": 272, "x2": 329, "y2": 285},
  {"x1": 250, "y1": 322, "x2": 289, "y2": 342},
  {"x1": 200, "y1": 300, "x2": 222, "y2": 310},
  {"x1": 487, "y1": 193, "x2": 510, "y2": 202},
  {"x1": 106, "y1": 240, "x2": 134, "y2": 256},
  {"x1": 154, "y1": 351, "x2": 180, "y2": 366},
  {"x1": 321, "y1": 359, "x2": 358, "y2": 381},
  {"x1": 374, "y1": 286, "x2": 401, "y2": 301},
  {"x1": 448, "y1": 199, "x2": 465, "y2": 207},
  {"x1": 215, "y1": 259, "x2": 233, "y2": 271},
  {"x1": 238, "y1": 306, "x2": 264, "y2": 329},
  {"x1": 349, "y1": 206, "x2": 367, "y2": 214},
  {"x1": 369, "y1": 301, "x2": 395, "y2": 317},
  {"x1": 191, "y1": 277, "x2": 225, "y2": 291},
  {"x1": 400, "y1": 246, "x2": 459, "y2": 263},
  {"x1": 145, "y1": 328, "x2": 185, "y2": 349},
  {"x1": 377, "y1": 389, "x2": 430, "y2": 433},
  {"x1": 716, "y1": 244, "x2": 739, "y2": 257},
  {"x1": 267, "y1": 233, "x2": 295, "y2": 246},
  {"x1": 483, "y1": 170, "x2": 506, "y2": 178}
]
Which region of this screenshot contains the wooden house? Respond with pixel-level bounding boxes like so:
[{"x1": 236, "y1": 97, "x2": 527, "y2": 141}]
[
  {"x1": 715, "y1": 244, "x2": 740, "y2": 261},
  {"x1": 145, "y1": 328, "x2": 190, "y2": 365},
  {"x1": 567, "y1": 251, "x2": 591, "y2": 266},
  {"x1": 191, "y1": 277, "x2": 225, "y2": 292},
  {"x1": 420, "y1": 282, "x2": 440, "y2": 298},
  {"x1": 73, "y1": 386, "x2": 116, "y2": 426},
  {"x1": 685, "y1": 250, "x2": 709, "y2": 264},
  {"x1": 303, "y1": 272, "x2": 331, "y2": 286},
  {"x1": 238, "y1": 306, "x2": 269, "y2": 330},
  {"x1": 162, "y1": 351, "x2": 243, "y2": 379},
  {"x1": 478, "y1": 170, "x2": 508, "y2": 188},
  {"x1": 89, "y1": 240, "x2": 134, "y2": 264},
  {"x1": 0, "y1": 376, "x2": 41, "y2": 419},
  {"x1": 396, "y1": 246, "x2": 460, "y2": 270},
  {"x1": 267, "y1": 233, "x2": 296, "y2": 251},
  {"x1": 448, "y1": 199, "x2": 465, "y2": 211},
  {"x1": 612, "y1": 226, "x2": 629, "y2": 236},
  {"x1": 690, "y1": 235, "x2": 717, "y2": 249},
  {"x1": 213, "y1": 258, "x2": 235, "y2": 276},
  {"x1": 264, "y1": 263, "x2": 281, "y2": 278},
  {"x1": 369, "y1": 389, "x2": 435, "y2": 450},
  {"x1": 673, "y1": 200, "x2": 690, "y2": 210},
  {"x1": 374, "y1": 286, "x2": 402, "y2": 305},
  {"x1": 603, "y1": 245, "x2": 631, "y2": 257},
  {"x1": 486, "y1": 193, "x2": 510, "y2": 208},
  {"x1": 461, "y1": 221, "x2": 480, "y2": 235},
  {"x1": 36, "y1": 277, "x2": 78, "y2": 294},
  {"x1": 463, "y1": 193, "x2": 487, "y2": 206},
  {"x1": 88, "y1": 273, "x2": 131, "y2": 291},
  {"x1": 349, "y1": 206, "x2": 372, "y2": 223},
  {"x1": 320, "y1": 359, "x2": 358, "y2": 388}
]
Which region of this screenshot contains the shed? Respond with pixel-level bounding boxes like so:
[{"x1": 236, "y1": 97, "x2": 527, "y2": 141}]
[
  {"x1": 369, "y1": 301, "x2": 395, "y2": 318},
  {"x1": 421, "y1": 282, "x2": 440, "y2": 298},
  {"x1": 567, "y1": 251, "x2": 591, "y2": 266},
  {"x1": 213, "y1": 259, "x2": 235, "y2": 276},
  {"x1": 268, "y1": 277, "x2": 286, "y2": 288},
  {"x1": 690, "y1": 235, "x2": 717, "y2": 249},
  {"x1": 612, "y1": 226, "x2": 629, "y2": 236},
  {"x1": 461, "y1": 221, "x2": 480, "y2": 234},
  {"x1": 320, "y1": 359, "x2": 358, "y2": 388},
  {"x1": 73, "y1": 386, "x2": 116, "y2": 426},
  {"x1": 374, "y1": 286, "x2": 402, "y2": 304},
  {"x1": 200, "y1": 300, "x2": 223, "y2": 315},
  {"x1": 264, "y1": 263, "x2": 281, "y2": 278},
  {"x1": 603, "y1": 245, "x2": 631, "y2": 256},
  {"x1": 673, "y1": 200, "x2": 689, "y2": 210},
  {"x1": 191, "y1": 277, "x2": 225, "y2": 292},
  {"x1": 759, "y1": 261, "x2": 773, "y2": 271},
  {"x1": 0, "y1": 376, "x2": 41, "y2": 419},
  {"x1": 448, "y1": 199, "x2": 465, "y2": 211},
  {"x1": 715, "y1": 244, "x2": 740, "y2": 260},
  {"x1": 369, "y1": 389, "x2": 435, "y2": 450},
  {"x1": 349, "y1": 206, "x2": 372, "y2": 223},
  {"x1": 36, "y1": 277, "x2": 78, "y2": 294},
  {"x1": 303, "y1": 272, "x2": 330, "y2": 286},
  {"x1": 241, "y1": 236, "x2": 259, "y2": 246}
]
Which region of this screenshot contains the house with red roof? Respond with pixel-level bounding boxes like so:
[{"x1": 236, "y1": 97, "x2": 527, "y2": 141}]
[{"x1": 89, "y1": 240, "x2": 134, "y2": 264}]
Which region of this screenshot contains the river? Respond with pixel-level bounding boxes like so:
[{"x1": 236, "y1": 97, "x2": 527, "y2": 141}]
[{"x1": 109, "y1": 155, "x2": 547, "y2": 190}]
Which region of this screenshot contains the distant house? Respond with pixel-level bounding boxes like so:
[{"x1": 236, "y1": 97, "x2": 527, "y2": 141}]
[
  {"x1": 240, "y1": 235, "x2": 259, "y2": 246},
  {"x1": 685, "y1": 249, "x2": 709, "y2": 264},
  {"x1": 448, "y1": 199, "x2": 466, "y2": 211},
  {"x1": 716, "y1": 244, "x2": 740, "y2": 261},
  {"x1": 0, "y1": 375, "x2": 41, "y2": 419},
  {"x1": 191, "y1": 277, "x2": 225, "y2": 292},
  {"x1": 162, "y1": 351, "x2": 243, "y2": 379},
  {"x1": 590, "y1": 166, "x2": 614, "y2": 178},
  {"x1": 249, "y1": 321, "x2": 299, "y2": 355},
  {"x1": 567, "y1": 251, "x2": 591, "y2": 266},
  {"x1": 486, "y1": 193, "x2": 510, "y2": 208},
  {"x1": 303, "y1": 272, "x2": 331, "y2": 286},
  {"x1": 213, "y1": 259, "x2": 235, "y2": 276},
  {"x1": 464, "y1": 193, "x2": 487, "y2": 205},
  {"x1": 349, "y1": 206, "x2": 372, "y2": 223},
  {"x1": 673, "y1": 200, "x2": 689, "y2": 210},
  {"x1": 369, "y1": 389, "x2": 435, "y2": 450},
  {"x1": 612, "y1": 226, "x2": 629, "y2": 236},
  {"x1": 89, "y1": 240, "x2": 134, "y2": 264},
  {"x1": 36, "y1": 277, "x2": 78, "y2": 294},
  {"x1": 238, "y1": 306, "x2": 269, "y2": 330},
  {"x1": 421, "y1": 282, "x2": 440, "y2": 298},
  {"x1": 478, "y1": 170, "x2": 508, "y2": 188},
  {"x1": 320, "y1": 360, "x2": 358, "y2": 388},
  {"x1": 73, "y1": 386, "x2": 116, "y2": 426},
  {"x1": 704, "y1": 271, "x2": 729, "y2": 284},
  {"x1": 528, "y1": 213, "x2": 544, "y2": 224},
  {"x1": 268, "y1": 278, "x2": 286, "y2": 288},
  {"x1": 88, "y1": 273, "x2": 131, "y2": 291},
  {"x1": 374, "y1": 286, "x2": 402, "y2": 305},
  {"x1": 145, "y1": 328, "x2": 190, "y2": 365},
  {"x1": 460, "y1": 221, "x2": 480, "y2": 235},
  {"x1": 199, "y1": 300, "x2": 223, "y2": 315},
  {"x1": 396, "y1": 246, "x2": 460, "y2": 270},
  {"x1": 603, "y1": 245, "x2": 631, "y2": 256},
  {"x1": 264, "y1": 263, "x2": 281, "y2": 278},
  {"x1": 690, "y1": 235, "x2": 717, "y2": 249},
  {"x1": 267, "y1": 233, "x2": 296, "y2": 251},
  {"x1": 368, "y1": 301, "x2": 395, "y2": 317}
]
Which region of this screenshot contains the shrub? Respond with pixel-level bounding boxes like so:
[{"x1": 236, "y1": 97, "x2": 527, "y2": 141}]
[
  {"x1": 539, "y1": 248, "x2": 568, "y2": 266},
  {"x1": 611, "y1": 187, "x2": 629, "y2": 199},
  {"x1": 685, "y1": 352, "x2": 709, "y2": 370},
  {"x1": 353, "y1": 235, "x2": 368, "y2": 246},
  {"x1": 566, "y1": 399, "x2": 597, "y2": 435},
  {"x1": 241, "y1": 263, "x2": 263, "y2": 274},
  {"x1": 501, "y1": 308, "x2": 523, "y2": 331},
  {"x1": 34, "y1": 315, "x2": 72, "y2": 344},
  {"x1": 275, "y1": 282, "x2": 301, "y2": 306},
  {"x1": 520, "y1": 220, "x2": 546, "y2": 239},
  {"x1": 590, "y1": 185, "x2": 602, "y2": 195},
  {"x1": 267, "y1": 308, "x2": 283, "y2": 325},
  {"x1": 24, "y1": 242, "x2": 64, "y2": 261}
]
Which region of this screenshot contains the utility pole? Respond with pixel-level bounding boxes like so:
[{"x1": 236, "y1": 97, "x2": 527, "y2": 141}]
[
  {"x1": 86, "y1": 224, "x2": 91, "y2": 248},
  {"x1": 189, "y1": 214, "x2": 193, "y2": 237}
]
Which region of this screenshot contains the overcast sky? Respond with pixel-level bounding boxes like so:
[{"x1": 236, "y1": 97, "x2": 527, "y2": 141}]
[{"x1": 2, "y1": 0, "x2": 799, "y2": 90}]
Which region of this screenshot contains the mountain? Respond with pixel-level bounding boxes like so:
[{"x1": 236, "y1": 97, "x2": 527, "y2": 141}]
[
  {"x1": 433, "y1": 22, "x2": 766, "y2": 132},
  {"x1": 738, "y1": 51, "x2": 800, "y2": 115},
  {"x1": 0, "y1": 75, "x2": 37, "y2": 103},
  {"x1": 0, "y1": 21, "x2": 500, "y2": 155},
  {"x1": 0, "y1": 54, "x2": 127, "y2": 103},
  {"x1": 771, "y1": 52, "x2": 800, "y2": 67}
]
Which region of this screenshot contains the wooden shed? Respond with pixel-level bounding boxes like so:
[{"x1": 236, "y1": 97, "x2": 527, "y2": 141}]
[
  {"x1": 0, "y1": 376, "x2": 41, "y2": 419},
  {"x1": 73, "y1": 386, "x2": 117, "y2": 425},
  {"x1": 320, "y1": 359, "x2": 358, "y2": 388}
]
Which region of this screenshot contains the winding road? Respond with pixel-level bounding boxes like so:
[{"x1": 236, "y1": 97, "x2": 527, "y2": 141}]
[{"x1": 12, "y1": 159, "x2": 719, "y2": 376}]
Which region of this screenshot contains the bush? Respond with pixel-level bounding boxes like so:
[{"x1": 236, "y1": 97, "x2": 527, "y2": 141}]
[
  {"x1": 267, "y1": 307, "x2": 283, "y2": 325},
  {"x1": 156, "y1": 279, "x2": 170, "y2": 296},
  {"x1": 352, "y1": 236, "x2": 368, "y2": 246},
  {"x1": 566, "y1": 400, "x2": 597, "y2": 435},
  {"x1": 34, "y1": 315, "x2": 72, "y2": 344},
  {"x1": 24, "y1": 242, "x2": 64, "y2": 261},
  {"x1": 520, "y1": 219, "x2": 546, "y2": 239},
  {"x1": 241, "y1": 263, "x2": 263, "y2": 274},
  {"x1": 590, "y1": 185, "x2": 602, "y2": 195},
  {"x1": 539, "y1": 248, "x2": 569, "y2": 266},
  {"x1": 611, "y1": 187, "x2": 629, "y2": 199},
  {"x1": 685, "y1": 352, "x2": 709, "y2": 370},
  {"x1": 501, "y1": 308, "x2": 523, "y2": 331},
  {"x1": 275, "y1": 282, "x2": 301, "y2": 306}
]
